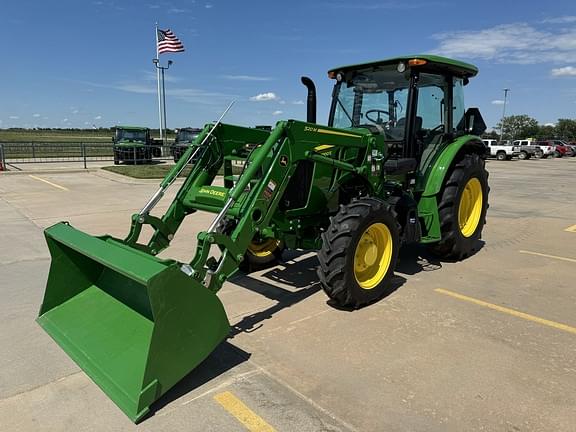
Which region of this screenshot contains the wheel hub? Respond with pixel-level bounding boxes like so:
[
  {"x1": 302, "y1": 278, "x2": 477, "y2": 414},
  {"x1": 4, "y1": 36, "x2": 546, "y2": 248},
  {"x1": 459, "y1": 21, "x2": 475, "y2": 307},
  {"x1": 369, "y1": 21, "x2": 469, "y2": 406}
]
[
  {"x1": 458, "y1": 177, "x2": 483, "y2": 238},
  {"x1": 354, "y1": 223, "x2": 393, "y2": 290}
]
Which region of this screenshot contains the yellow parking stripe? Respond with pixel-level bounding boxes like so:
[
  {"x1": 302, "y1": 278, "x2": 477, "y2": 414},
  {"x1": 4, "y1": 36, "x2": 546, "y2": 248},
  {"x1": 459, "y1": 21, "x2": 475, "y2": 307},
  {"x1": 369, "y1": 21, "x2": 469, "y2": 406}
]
[
  {"x1": 564, "y1": 224, "x2": 576, "y2": 233},
  {"x1": 28, "y1": 175, "x2": 69, "y2": 191},
  {"x1": 214, "y1": 391, "x2": 277, "y2": 432},
  {"x1": 435, "y1": 288, "x2": 576, "y2": 335},
  {"x1": 519, "y1": 250, "x2": 576, "y2": 264}
]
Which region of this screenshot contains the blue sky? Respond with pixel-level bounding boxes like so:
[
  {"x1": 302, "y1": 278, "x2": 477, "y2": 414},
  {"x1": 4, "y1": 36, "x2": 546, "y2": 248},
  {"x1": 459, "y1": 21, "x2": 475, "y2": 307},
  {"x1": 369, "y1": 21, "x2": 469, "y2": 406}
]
[{"x1": 2, "y1": 0, "x2": 576, "y2": 131}]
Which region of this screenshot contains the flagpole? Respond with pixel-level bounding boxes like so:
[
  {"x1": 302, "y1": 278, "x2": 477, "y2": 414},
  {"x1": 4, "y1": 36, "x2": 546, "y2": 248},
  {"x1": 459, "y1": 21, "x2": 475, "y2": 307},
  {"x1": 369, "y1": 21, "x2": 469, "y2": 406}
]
[{"x1": 155, "y1": 23, "x2": 164, "y2": 143}]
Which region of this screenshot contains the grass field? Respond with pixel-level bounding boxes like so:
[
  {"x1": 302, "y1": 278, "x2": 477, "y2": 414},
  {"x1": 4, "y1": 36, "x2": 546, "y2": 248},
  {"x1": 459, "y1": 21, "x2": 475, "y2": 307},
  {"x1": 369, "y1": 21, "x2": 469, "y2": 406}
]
[
  {"x1": 0, "y1": 129, "x2": 174, "y2": 143},
  {"x1": 102, "y1": 164, "x2": 192, "y2": 179},
  {"x1": 102, "y1": 163, "x2": 244, "y2": 179}
]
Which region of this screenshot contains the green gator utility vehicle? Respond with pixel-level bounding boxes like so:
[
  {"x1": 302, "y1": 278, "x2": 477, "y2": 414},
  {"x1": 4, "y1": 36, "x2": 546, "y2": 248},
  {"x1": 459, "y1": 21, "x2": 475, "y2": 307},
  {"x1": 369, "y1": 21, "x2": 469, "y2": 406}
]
[
  {"x1": 112, "y1": 126, "x2": 161, "y2": 164},
  {"x1": 171, "y1": 127, "x2": 202, "y2": 162},
  {"x1": 38, "y1": 55, "x2": 489, "y2": 421}
]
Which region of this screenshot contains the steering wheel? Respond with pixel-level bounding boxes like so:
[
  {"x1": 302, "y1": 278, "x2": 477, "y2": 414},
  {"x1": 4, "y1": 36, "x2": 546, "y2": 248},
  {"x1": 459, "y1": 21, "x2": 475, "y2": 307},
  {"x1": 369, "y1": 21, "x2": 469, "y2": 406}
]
[{"x1": 365, "y1": 109, "x2": 390, "y2": 124}]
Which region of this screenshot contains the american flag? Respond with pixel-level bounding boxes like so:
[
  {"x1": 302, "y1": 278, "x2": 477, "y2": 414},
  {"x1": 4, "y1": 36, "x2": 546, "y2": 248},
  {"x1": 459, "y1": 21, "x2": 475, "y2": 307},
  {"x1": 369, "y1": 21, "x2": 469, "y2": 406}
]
[{"x1": 157, "y1": 29, "x2": 185, "y2": 54}]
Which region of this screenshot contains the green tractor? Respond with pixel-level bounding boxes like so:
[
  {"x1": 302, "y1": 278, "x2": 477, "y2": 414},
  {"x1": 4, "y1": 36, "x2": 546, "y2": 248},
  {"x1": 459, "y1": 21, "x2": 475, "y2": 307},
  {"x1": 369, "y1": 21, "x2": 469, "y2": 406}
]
[
  {"x1": 112, "y1": 126, "x2": 162, "y2": 164},
  {"x1": 37, "y1": 55, "x2": 489, "y2": 421}
]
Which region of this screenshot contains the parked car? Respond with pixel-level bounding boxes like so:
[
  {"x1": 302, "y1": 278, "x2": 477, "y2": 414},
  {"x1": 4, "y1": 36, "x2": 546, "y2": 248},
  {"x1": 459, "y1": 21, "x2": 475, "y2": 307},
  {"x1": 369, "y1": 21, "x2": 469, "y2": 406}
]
[
  {"x1": 482, "y1": 139, "x2": 520, "y2": 160},
  {"x1": 566, "y1": 142, "x2": 576, "y2": 156},
  {"x1": 171, "y1": 127, "x2": 202, "y2": 162},
  {"x1": 512, "y1": 139, "x2": 545, "y2": 159},
  {"x1": 534, "y1": 140, "x2": 573, "y2": 158}
]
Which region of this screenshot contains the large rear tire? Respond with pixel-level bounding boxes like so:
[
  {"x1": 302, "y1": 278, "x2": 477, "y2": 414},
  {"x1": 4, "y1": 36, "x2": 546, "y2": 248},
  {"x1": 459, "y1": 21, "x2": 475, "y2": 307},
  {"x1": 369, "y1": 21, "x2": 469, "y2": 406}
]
[
  {"x1": 429, "y1": 153, "x2": 489, "y2": 261},
  {"x1": 318, "y1": 197, "x2": 400, "y2": 309}
]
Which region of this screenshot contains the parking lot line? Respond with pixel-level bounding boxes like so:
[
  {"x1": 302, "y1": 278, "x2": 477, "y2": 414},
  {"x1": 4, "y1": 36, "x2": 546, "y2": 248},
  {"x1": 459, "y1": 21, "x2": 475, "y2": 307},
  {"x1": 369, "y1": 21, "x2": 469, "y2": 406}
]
[
  {"x1": 28, "y1": 175, "x2": 69, "y2": 191},
  {"x1": 435, "y1": 288, "x2": 576, "y2": 335},
  {"x1": 564, "y1": 224, "x2": 576, "y2": 233},
  {"x1": 519, "y1": 250, "x2": 576, "y2": 264},
  {"x1": 214, "y1": 391, "x2": 277, "y2": 432}
]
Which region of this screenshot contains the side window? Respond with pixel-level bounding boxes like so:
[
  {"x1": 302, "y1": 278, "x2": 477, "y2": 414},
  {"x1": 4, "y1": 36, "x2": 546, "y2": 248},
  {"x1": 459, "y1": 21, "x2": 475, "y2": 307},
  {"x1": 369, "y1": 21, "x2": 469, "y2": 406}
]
[
  {"x1": 452, "y1": 78, "x2": 465, "y2": 132},
  {"x1": 417, "y1": 73, "x2": 446, "y2": 132}
]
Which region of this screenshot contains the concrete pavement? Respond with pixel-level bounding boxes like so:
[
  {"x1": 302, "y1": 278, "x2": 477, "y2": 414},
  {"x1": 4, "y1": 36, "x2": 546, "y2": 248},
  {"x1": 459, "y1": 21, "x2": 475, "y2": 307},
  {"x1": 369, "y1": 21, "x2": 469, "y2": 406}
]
[{"x1": 1, "y1": 158, "x2": 575, "y2": 431}]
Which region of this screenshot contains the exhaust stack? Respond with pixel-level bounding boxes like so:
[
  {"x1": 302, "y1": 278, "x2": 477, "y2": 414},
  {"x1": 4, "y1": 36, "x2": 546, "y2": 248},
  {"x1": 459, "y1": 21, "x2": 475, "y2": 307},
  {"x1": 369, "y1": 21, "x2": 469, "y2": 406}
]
[{"x1": 301, "y1": 76, "x2": 317, "y2": 124}]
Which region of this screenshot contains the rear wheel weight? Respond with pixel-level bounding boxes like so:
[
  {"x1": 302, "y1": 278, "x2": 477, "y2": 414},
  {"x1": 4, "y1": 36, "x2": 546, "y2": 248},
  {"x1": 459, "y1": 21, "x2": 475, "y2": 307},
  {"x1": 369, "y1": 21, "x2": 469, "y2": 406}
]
[
  {"x1": 429, "y1": 153, "x2": 489, "y2": 261},
  {"x1": 318, "y1": 197, "x2": 400, "y2": 309}
]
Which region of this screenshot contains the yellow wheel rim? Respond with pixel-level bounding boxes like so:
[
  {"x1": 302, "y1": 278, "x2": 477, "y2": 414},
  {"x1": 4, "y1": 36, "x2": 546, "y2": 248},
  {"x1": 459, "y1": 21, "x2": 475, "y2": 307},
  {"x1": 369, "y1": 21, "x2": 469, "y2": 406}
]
[
  {"x1": 248, "y1": 238, "x2": 281, "y2": 257},
  {"x1": 458, "y1": 177, "x2": 483, "y2": 238},
  {"x1": 353, "y1": 223, "x2": 393, "y2": 290}
]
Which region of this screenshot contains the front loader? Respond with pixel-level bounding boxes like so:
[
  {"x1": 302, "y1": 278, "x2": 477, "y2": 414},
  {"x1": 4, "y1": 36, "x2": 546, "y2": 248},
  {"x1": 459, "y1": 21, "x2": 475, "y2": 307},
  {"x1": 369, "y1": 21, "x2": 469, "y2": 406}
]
[{"x1": 37, "y1": 55, "x2": 489, "y2": 421}]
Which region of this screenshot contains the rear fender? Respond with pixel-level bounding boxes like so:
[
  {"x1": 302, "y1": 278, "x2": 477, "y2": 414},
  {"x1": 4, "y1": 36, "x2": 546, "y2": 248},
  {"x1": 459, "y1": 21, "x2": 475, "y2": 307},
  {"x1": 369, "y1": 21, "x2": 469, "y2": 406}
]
[{"x1": 416, "y1": 135, "x2": 484, "y2": 242}]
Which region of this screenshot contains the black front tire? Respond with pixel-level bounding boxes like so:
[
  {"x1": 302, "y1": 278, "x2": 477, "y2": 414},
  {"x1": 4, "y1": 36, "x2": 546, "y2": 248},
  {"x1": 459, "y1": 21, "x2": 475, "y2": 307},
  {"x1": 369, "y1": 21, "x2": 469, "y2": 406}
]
[
  {"x1": 318, "y1": 197, "x2": 400, "y2": 309},
  {"x1": 496, "y1": 152, "x2": 506, "y2": 161},
  {"x1": 429, "y1": 153, "x2": 489, "y2": 261}
]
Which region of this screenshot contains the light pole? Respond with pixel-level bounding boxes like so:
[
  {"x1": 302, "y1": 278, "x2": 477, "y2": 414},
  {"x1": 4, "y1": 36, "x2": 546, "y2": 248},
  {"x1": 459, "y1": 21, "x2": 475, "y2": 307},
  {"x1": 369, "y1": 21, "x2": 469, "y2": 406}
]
[
  {"x1": 153, "y1": 59, "x2": 173, "y2": 145},
  {"x1": 499, "y1": 88, "x2": 510, "y2": 142}
]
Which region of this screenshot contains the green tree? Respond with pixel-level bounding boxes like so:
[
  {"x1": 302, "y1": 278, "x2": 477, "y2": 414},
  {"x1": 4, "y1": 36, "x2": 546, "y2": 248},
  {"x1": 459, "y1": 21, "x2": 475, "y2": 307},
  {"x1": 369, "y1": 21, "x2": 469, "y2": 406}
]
[
  {"x1": 555, "y1": 119, "x2": 576, "y2": 141},
  {"x1": 496, "y1": 115, "x2": 539, "y2": 140},
  {"x1": 534, "y1": 124, "x2": 556, "y2": 139}
]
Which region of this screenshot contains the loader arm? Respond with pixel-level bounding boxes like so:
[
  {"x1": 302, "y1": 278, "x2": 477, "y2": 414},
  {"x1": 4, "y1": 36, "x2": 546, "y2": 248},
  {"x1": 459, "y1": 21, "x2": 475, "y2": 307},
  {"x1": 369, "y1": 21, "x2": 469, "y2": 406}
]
[{"x1": 122, "y1": 120, "x2": 380, "y2": 293}]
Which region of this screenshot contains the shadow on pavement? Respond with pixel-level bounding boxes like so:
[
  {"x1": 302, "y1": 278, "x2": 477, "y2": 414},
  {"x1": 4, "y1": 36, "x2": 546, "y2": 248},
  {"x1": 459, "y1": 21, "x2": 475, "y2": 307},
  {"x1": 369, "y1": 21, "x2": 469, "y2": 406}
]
[{"x1": 146, "y1": 341, "x2": 251, "y2": 419}]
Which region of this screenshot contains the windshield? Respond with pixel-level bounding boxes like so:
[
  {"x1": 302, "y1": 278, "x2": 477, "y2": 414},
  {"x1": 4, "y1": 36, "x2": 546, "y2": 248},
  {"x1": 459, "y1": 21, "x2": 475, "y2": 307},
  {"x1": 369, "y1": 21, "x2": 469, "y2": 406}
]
[
  {"x1": 116, "y1": 129, "x2": 147, "y2": 142},
  {"x1": 332, "y1": 65, "x2": 410, "y2": 140},
  {"x1": 177, "y1": 130, "x2": 199, "y2": 143}
]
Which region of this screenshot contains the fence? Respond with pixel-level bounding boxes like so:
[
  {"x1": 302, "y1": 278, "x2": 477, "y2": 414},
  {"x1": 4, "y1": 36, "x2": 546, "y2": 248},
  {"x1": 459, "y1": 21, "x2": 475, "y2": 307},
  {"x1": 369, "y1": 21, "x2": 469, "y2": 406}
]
[{"x1": 0, "y1": 142, "x2": 177, "y2": 169}]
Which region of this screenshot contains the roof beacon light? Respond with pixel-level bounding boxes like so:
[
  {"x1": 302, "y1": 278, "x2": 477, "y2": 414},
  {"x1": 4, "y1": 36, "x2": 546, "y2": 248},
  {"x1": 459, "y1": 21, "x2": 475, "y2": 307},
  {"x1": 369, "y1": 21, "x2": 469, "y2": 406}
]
[{"x1": 408, "y1": 58, "x2": 427, "y2": 67}]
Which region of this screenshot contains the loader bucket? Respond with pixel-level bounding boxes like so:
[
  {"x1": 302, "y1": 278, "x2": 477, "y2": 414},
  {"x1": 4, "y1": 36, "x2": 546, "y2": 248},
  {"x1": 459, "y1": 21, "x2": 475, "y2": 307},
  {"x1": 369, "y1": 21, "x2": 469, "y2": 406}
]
[{"x1": 37, "y1": 222, "x2": 230, "y2": 422}]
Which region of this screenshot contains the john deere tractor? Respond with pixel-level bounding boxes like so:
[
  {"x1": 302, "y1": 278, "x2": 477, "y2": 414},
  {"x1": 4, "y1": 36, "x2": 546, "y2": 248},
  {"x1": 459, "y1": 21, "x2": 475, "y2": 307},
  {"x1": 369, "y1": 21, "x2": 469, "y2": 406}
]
[{"x1": 37, "y1": 55, "x2": 489, "y2": 421}]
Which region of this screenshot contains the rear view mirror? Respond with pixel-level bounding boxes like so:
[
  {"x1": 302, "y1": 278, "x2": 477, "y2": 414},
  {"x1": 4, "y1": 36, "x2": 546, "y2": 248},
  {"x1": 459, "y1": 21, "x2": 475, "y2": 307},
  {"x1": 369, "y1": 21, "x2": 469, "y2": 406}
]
[{"x1": 464, "y1": 108, "x2": 486, "y2": 136}]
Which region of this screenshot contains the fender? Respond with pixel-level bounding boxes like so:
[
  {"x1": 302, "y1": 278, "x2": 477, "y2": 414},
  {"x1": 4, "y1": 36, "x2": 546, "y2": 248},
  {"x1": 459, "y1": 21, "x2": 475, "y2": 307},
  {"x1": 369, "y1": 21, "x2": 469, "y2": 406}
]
[
  {"x1": 418, "y1": 134, "x2": 485, "y2": 197},
  {"x1": 416, "y1": 135, "x2": 485, "y2": 242}
]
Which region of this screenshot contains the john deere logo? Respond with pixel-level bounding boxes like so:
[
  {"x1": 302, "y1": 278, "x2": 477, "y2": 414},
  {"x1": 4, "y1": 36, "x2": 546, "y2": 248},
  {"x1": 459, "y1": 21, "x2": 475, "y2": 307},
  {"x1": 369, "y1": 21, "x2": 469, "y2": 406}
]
[{"x1": 279, "y1": 155, "x2": 289, "y2": 167}]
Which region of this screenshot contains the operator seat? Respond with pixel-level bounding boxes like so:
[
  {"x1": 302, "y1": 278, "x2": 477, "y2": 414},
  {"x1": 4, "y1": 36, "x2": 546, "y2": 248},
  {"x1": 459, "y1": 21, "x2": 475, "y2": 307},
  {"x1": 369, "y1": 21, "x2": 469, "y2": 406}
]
[{"x1": 388, "y1": 116, "x2": 423, "y2": 141}]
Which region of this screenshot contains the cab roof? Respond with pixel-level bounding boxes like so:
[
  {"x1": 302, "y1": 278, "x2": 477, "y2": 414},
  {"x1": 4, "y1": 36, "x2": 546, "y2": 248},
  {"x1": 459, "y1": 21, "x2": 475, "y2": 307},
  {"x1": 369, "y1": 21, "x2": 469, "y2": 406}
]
[
  {"x1": 114, "y1": 125, "x2": 150, "y2": 131},
  {"x1": 328, "y1": 54, "x2": 478, "y2": 79}
]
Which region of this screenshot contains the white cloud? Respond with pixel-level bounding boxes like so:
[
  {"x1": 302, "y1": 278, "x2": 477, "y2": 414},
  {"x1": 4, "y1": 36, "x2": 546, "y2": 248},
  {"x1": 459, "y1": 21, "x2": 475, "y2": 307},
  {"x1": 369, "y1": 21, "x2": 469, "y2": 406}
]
[
  {"x1": 542, "y1": 16, "x2": 576, "y2": 24},
  {"x1": 33, "y1": 113, "x2": 41, "y2": 117},
  {"x1": 94, "y1": 115, "x2": 102, "y2": 120},
  {"x1": 551, "y1": 66, "x2": 576, "y2": 77},
  {"x1": 221, "y1": 75, "x2": 273, "y2": 81},
  {"x1": 72, "y1": 109, "x2": 79, "y2": 114},
  {"x1": 292, "y1": 100, "x2": 305, "y2": 105},
  {"x1": 272, "y1": 110, "x2": 283, "y2": 116},
  {"x1": 491, "y1": 100, "x2": 505, "y2": 105},
  {"x1": 9, "y1": 115, "x2": 19, "y2": 119},
  {"x1": 250, "y1": 92, "x2": 279, "y2": 102},
  {"x1": 279, "y1": 100, "x2": 286, "y2": 105},
  {"x1": 544, "y1": 122, "x2": 556, "y2": 127},
  {"x1": 62, "y1": 118, "x2": 69, "y2": 123},
  {"x1": 80, "y1": 79, "x2": 236, "y2": 106},
  {"x1": 432, "y1": 23, "x2": 576, "y2": 64},
  {"x1": 205, "y1": 4, "x2": 213, "y2": 8}
]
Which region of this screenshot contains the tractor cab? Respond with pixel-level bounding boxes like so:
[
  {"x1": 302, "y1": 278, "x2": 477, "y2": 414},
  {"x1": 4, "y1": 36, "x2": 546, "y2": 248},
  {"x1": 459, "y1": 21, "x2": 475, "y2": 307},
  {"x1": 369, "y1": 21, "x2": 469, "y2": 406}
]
[{"x1": 326, "y1": 55, "x2": 485, "y2": 167}]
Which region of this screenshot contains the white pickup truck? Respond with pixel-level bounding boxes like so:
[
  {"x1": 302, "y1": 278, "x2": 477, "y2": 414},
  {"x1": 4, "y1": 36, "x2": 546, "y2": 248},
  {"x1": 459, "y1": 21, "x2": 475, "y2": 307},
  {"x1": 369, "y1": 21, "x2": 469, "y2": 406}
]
[
  {"x1": 512, "y1": 139, "x2": 554, "y2": 159},
  {"x1": 482, "y1": 139, "x2": 520, "y2": 161}
]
